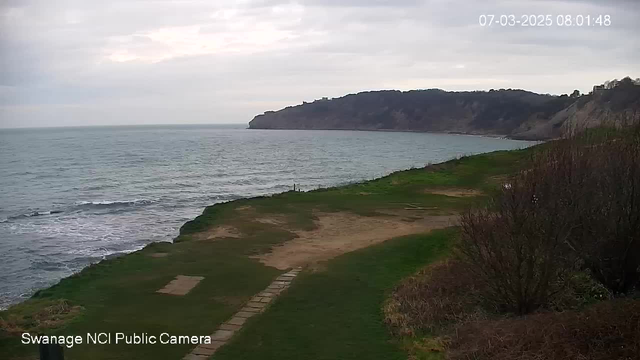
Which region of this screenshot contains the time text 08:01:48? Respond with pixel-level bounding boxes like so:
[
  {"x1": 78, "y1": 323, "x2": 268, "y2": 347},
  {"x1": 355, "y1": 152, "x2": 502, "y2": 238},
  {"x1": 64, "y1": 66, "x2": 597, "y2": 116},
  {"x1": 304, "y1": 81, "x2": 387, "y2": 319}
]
[{"x1": 479, "y1": 14, "x2": 611, "y2": 27}]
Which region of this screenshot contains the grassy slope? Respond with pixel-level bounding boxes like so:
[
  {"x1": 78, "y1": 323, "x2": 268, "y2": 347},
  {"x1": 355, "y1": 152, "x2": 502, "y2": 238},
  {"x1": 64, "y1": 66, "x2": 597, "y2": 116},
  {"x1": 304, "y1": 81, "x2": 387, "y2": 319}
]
[
  {"x1": 0, "y1": 148, "x2": 531, "y2": 360},
  {"x1": 214, "y1": 229, "x2": 456, "y2": 360}
]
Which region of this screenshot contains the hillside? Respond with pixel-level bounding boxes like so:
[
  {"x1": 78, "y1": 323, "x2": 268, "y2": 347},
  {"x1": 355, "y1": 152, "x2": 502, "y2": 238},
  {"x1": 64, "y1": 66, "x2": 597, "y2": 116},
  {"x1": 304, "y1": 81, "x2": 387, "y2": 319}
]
[{"x1": 248, "y1": 79, "x2": 640, "y2": 140}]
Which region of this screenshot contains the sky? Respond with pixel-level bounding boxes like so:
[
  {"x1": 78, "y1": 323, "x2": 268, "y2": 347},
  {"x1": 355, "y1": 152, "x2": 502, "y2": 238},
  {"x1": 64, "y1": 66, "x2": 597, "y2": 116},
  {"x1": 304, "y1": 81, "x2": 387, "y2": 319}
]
[{"x1": 0, "y1": 0, "x2": 638, "y2": 128}]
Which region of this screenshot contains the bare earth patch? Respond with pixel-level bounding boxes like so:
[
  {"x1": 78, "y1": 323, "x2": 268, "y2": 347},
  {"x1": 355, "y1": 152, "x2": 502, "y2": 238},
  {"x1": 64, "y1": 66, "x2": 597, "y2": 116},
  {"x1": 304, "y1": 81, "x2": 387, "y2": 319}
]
[
  {"x1": 424, "y1": 188, "x2": 484, "y2": 197},
  {"x1": 149, "y1": 252, "x2": 168, "y2": 258},
  {"x1": 254, "y1": 212, "x2": 457, "y2": 270},
  {"x1": 255, "y1": 216, "x2": 287, "y2": 226},
  {"x1": 192, "y1": 225, "x2": 241, "y2": 240}
]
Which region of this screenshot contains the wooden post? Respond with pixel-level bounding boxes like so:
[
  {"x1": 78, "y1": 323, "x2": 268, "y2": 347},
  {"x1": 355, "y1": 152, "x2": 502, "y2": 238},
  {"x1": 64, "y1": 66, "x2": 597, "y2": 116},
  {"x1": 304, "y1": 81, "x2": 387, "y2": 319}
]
[{"x1": 40, "y1": 343, "x2": 64, "y2": 360}]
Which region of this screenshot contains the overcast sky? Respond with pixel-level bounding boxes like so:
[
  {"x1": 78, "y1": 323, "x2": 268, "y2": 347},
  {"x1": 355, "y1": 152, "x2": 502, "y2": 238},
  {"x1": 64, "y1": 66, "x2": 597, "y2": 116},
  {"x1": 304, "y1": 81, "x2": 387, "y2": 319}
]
[{"x1": 0, "y1": 0, "x2": 638, "y2": 128}]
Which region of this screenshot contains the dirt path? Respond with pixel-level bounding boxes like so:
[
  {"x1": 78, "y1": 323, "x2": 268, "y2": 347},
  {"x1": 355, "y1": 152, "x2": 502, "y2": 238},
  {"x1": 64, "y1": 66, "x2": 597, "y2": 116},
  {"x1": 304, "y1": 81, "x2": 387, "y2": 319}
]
[
  {"x1": 253, "y1": 212, "x2": 458, "y2": 270},
  {"x1": 424, "y1": 188, "x2": 484, "y2": 197}
]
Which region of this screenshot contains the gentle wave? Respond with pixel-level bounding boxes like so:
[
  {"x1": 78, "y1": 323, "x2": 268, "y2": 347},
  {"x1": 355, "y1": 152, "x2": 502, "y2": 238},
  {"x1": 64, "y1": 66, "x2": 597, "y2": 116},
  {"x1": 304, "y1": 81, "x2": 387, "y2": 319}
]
[
  {"x1": 75, "y1": 199, "x2": 157, "y2": 207},
  {"x1": 5, "y1": 210, "x2": 64, "y2": 221},
  {"x1": 1, "y1": 199, "x2": 158, "y2": 223},
  {"x1": 0, "y1": 126, "x2": 535, "y2": 311}
]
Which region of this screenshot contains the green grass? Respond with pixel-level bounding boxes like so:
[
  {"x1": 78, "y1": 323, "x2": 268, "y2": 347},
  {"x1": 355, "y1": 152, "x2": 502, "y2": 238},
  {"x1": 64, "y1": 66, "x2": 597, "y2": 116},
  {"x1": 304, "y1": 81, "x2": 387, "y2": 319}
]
[
  {"x1": 0, "y1": 147, "x2": 534, "y2": 359},
  {"x1": 180, "y1": 148, "x2": 530, "y2": 237},
  {"x1": 214, "y1": 229, "x2": 456, "y2": 360},
  {"x1": 1, "y1": 238, "x2": 282, "y2": 359}
]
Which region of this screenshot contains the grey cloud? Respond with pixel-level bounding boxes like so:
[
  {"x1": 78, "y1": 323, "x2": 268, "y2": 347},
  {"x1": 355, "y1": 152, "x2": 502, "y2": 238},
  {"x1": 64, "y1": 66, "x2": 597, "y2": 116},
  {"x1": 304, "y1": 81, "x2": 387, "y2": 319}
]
[{"x1": 0, "y1": 0, "x2": 638, "y2": 128}]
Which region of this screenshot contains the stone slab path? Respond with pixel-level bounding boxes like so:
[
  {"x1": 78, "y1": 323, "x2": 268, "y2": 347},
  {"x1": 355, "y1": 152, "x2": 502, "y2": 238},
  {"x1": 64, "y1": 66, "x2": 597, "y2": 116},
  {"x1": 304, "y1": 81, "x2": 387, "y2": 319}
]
[
  {"x1": 183, "y1": 268, "x2": 301, "y2": 360},
  {"x1": 157, "y1": 275, "x2": 205, "y2": 296}
]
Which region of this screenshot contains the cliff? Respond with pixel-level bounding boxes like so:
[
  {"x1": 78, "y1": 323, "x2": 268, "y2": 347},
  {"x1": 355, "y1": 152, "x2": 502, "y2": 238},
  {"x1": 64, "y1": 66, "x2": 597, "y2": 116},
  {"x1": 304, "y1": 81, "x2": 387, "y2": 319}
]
[{"x1": 248, "y1": 80, "x2": 640, "y2": 140}]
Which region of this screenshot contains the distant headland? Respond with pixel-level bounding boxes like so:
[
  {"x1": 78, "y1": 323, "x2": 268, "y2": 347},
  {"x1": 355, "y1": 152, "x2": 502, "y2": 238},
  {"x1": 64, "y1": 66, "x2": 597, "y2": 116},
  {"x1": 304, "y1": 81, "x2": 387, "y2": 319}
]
[{"x1": 249, "y1": 77, "x2": 640, "y2": 140}]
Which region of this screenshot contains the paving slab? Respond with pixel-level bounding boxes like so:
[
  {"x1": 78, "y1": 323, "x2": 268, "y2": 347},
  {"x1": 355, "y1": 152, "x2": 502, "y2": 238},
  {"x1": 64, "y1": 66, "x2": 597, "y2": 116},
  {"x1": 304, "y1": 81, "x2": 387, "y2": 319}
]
[
  {"x1": 236, "y1": 311, "x2": 257, "y2": 318},
  {"x1": 200, "y1": 341, "x2": 225, "y2": 350},
  {"x1": 157, "y1": 275, "x2": 204, "y2": 296},
  {"x1": 183, "y1": 354, "x2": 208, "y2": 360},
  {"x1": 211, "y1": 329, "x2": 235, "y2": 341},
  {"x1": 182, "y1": 269, "x2": 302, "y2": 359},
  {"x1": 246, "y1": 301, "x2": 267, "y2": 309},
  {"x1": 228, "y1": 317, "x2": 247, "y2": 326},
  {"x1": 241, "y1": 306, "x2": 261, "y2": 313},
  {"x1": 220, "y1": 323, "x2": 242, "y2": 331},
  {"x1": 192, "y1": 346, "x2": 217, "y2": 356}
]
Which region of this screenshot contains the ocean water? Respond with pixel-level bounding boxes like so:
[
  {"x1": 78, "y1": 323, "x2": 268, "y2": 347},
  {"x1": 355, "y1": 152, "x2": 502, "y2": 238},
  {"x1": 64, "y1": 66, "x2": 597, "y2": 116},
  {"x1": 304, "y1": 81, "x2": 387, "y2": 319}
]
[{"x1": 0, "y1": 125, "x2": 533, "y2": 309}]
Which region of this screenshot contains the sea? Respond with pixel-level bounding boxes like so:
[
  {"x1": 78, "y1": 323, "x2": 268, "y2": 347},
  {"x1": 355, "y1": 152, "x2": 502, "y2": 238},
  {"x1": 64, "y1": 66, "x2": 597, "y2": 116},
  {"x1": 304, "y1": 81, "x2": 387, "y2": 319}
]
[{"x1": 0, "y1": 124, "x2": 534, "y2": 309}]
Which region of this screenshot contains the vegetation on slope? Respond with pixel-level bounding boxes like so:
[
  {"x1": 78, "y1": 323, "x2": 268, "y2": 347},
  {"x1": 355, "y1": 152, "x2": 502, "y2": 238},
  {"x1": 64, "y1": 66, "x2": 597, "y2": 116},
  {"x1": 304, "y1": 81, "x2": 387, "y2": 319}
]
[{"x1": 385, "y1": 126, "x2": 640, "y2": 360}]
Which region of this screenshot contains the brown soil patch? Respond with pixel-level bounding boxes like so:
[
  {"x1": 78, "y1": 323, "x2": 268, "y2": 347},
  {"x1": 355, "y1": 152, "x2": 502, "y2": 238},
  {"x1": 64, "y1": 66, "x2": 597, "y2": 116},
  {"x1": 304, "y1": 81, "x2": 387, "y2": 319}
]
[
  {"x1": 255, "y1": 216, "x2": 287, "y2": 226},
  {"x1": 235, "y1": 205, "x2": 253, "y2": 212},
  {"x1": 377, "y1": 209, "x2": 454, "y2": 218},
  {"x1": 254, "y1": 212, "x2": 457, "y2": 270},
  {"x1": 192, "y1": 225, "x2": 241, "y2": 240},
  {"x1": 487, "y1": 174, "x2": 510, "y2": 185},
  {"x1": 149, "y1": 252, "x2": 168, "y2": 258},
  {"x1": 425, "y1": 188, "x2": 484, "y2": 197}
]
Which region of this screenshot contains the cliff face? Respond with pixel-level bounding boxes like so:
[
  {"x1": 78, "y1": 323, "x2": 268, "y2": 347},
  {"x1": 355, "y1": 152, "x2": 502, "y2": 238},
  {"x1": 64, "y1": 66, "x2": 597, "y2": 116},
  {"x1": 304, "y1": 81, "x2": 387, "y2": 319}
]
[
  {"x1": 513, "y1": 82, "x2": 640, "y2": 139},
  {"x1": 248, "y1": 84, "x2": 640, "y2": 140}
]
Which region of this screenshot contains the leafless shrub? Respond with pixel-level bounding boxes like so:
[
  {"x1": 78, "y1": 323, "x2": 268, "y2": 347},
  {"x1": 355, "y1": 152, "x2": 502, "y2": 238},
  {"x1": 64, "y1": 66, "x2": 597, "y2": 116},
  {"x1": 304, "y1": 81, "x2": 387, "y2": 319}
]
[
  {"x1": 458, "y1": 125, "x2": 640, "y2": 313},
  {"x1": 567, "y1": 126, "x2": 640, "y2": 294},
  {"x1": 457, "y1": 146, "x2": 580, "y2": 314}
]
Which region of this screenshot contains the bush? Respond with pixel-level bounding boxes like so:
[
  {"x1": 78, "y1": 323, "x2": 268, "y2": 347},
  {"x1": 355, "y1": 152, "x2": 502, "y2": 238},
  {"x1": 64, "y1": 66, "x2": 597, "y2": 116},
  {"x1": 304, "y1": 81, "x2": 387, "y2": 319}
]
[
  {"x1": 548, "y1": 271, "x2": 612, "y2": 311},
  {"x1": 568, "y1": 127, "x2": 640, "y2": 294},
  {"x1": 458, "y1": 126, "x2": 640, "y2": 314},
  {"x1": 457, "y1": 146, "x2": 579, "y2": 314},
  {"x1": 384, "y1": 260, "x2": 485, "y2": 337},
  {"x1": 447, "y1": 299, "x2": 640, "y2": 360}
]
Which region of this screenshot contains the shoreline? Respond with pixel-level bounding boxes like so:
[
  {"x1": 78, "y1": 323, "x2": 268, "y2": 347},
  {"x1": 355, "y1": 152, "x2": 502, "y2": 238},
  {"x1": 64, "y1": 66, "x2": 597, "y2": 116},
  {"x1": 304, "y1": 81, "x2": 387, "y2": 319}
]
[
  {"x1": 247, "y1": 126, "x2": 547, "y2": 141},
  {"x1": 1, "y1": 145, "x2": 535, "y2": 359},
  {"x1": 0, "y1": 134, "x2": 537, "y2": 311}
]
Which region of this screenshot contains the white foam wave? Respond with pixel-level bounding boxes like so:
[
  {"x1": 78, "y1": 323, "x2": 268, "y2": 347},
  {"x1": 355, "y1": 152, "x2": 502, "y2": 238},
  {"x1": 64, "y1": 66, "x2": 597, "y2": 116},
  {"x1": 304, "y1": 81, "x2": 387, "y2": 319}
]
[
  {"x1": 75, "y1": 199, "x2": 157, "y2": 207},
  {"x1": 5, "y1": 210, "x2": 63, "y2": 221}
]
